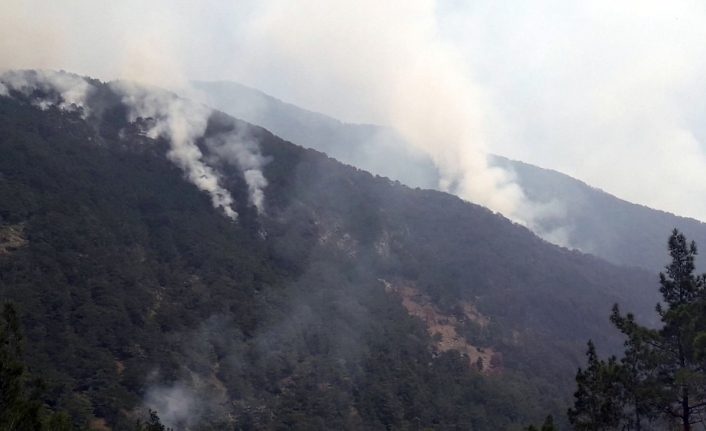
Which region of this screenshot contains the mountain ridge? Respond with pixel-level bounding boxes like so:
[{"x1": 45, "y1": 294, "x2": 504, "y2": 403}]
[
  {"x1": 0, "y1": 71, "x2": 666, "y2": 430},
  {"x1": 191, "y1": 80, "x2": 706, "y2": 272}
]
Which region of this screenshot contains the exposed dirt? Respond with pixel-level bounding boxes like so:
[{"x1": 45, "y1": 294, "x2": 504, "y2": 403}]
[
  {"x1": 461, "y1": 302, "x2": 489, "y2": 327},
  {"x1": 91, "y1": 418, "x2": 111, "y2": 431},
  {"x1": 382, "y1": 280, "x2": 500, "y2": 373},
  {"x1": 0, "y1": 223, "x2": 27, "y2": 255}
]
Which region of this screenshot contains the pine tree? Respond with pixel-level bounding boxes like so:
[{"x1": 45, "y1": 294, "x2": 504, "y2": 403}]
[
  {"x1": 611, "y1": 229, "x2": 706, "y2": 431},
  {"x1": 608, "y1": 309, "x2": 660, "y2": 431},
  {"x1": 567, "y1": 341, "x2": 623, "y2": 431},
  {"x1": 526, "y1": 415, "x2": 559, "y2": 431},
  {"x1": 618, "y1": 341, "x2": 652, "y2": 430}
]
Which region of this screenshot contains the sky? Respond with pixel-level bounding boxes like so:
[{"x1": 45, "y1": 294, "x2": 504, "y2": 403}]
[{"x1": 2, "y1": 0, "x2": 706, "y2": 222}]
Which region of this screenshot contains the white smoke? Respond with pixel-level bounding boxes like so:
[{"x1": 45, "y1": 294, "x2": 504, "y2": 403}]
[
  {"x1": 245, "y1": 0, "x2": 539, "y2": 227},
  {"x1": 244, "y1": 170, "x2": 267, "y2": 213},
  {"x1": 3, "y1": 0, "x2": 706, "y2": 223},
  {"x1": 0, "y1": 69, "x2": 93, "y2": 115},
  {"x1": 110, "y1": 81, "x2": 239, "y2": 220},
  {"x1": 144, "y1": 381, "x2": 202, "y2": 431},
  {"x1": 518, "y1": 198, "x2": 572, "y2": 247},
  {"x1": 205, "y1": 129, "x2": 269, "y2": 214},
  {"x1": 0, "y1": 71, "x2": 270, "y2": 220}
]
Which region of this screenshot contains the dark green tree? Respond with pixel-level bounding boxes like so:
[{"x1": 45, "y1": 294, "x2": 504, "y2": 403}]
[
  {"x1": 526, "y1": 415, "x2": 559, "y2": 431},
  {"x1": 612, "y1": 229, "x2": 706, "y2": 431},
  {"x1": 0, "y1": 301, "x2": 79, "y2": 431},
  {"x1": 132, "y1": 410, "x2": 172, "y2": 431},
  {"x1": 0, "y1": 301, "x2": 45, "y2": 431},
  {"x1": 609, "y1": 312, "x2": 658, "y2": 431},
  {"x1": 567, "y1": 341, "x2": 623, "y2": 431}
]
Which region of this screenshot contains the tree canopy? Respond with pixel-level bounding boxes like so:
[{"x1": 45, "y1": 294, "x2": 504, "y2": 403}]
[{"x1": 565, "y1": 229, "x2": 706, "y2": 431}]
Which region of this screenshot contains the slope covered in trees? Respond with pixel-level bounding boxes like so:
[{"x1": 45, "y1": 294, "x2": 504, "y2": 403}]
[
  {"x1": 192, "y1": 80, "x2": 706, "y2": 272},
  {"x1": 491, "y1": 158, "x2": 706, "y2": 272},
  {"x1": 0, "y1": 73, "x2": 663, "y2": 430}
]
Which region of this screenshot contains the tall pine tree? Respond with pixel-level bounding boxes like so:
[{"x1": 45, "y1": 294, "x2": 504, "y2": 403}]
[
  {"x1": 567, "y1": 341, "x2": 623, "y2": 431},
  {"x1": 606, "y1": 230, "x2": 706, "y2": 431}
]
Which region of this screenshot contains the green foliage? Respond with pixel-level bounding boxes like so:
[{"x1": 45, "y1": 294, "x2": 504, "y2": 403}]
[
  {"x1": 0, "y1": 80, "x2": 669, "y2": 430},
  {"x1": 0, "y1": 301, "x2": 77, "y2": 431},
  {"x1": 525, "y1": 415, "x2": 558, "y2": 431},
  {"x1": 195, "y1": 81, "x2": 706, "y2": 274},
  {"x1": 567, "y1": 342, "x2": 622, "y2": 430},
  {"x1": 0, "y1": 301, "x2": 44, "y2": 431},
  {"x1": 566, "y1": 229, "x2": 706, "y2": 431},
  {"x1": 132, "y1": 410, "x2": 171, "y2": 431},
  {"x1": 612, "y1": 230, "x2": 706, "y2": 430}
]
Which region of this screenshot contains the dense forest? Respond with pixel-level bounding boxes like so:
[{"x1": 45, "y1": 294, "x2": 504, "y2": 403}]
[
  {"x1": 192, "y1": 80, "x2": 706, "y2": 272},
  {"x1": 0, "y1": 72, "x2": 672, "y2": 430}
]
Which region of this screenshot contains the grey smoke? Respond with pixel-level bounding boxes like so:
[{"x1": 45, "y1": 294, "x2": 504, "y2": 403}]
[
  {"x1": 243, "y1": 0, "x2": 540, "y2": 228},
  {"x1": 110, "y1": 81, "x2": 240, "y2": 219},
  {"x1": 205, "y1": 128, "x2": 270, "y2": 214},
  {"x1": 0, "y1": 69, "x2": 94, "y2": 115},
  {"x1": 0, "y1": 70, "x2": 270, "y2": 220},
  {"x1": 192, "y1": 79, "x2": 577, "y2": 246},
  {"x1": 141, "y1": 315, "x2": 245, "y2": 430},
  {"x1": 144, "y1": 381, "x2": 202, "y2": 430},
  {"x1": 3, "y1": 1, "x2": 706, "y2": 222}
]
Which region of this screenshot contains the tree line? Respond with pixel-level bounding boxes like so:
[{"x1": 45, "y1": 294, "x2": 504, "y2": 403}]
[{"x1": 529, "y1": 229, "x2": 706, "y2": 431}]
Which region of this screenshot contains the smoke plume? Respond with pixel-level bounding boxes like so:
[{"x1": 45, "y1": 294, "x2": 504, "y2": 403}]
[
  {"x1": 144, "y1": 381, "x2": 202, "y2": 430},
  {"x1": 110, "y1": 81, "x2": 240, "y2": 219},
  {"x1": 0, "y1": 69, "x2": 94, "y2": 115},
  {"x1": 3, "y1": 1, "x2": 543, "y2": 229},
  {"x1": 0, "y1": 71, "x2": 270, "y2": 220},
  {"x1": 205, "y1": 128, "x2": 270, "y2": 214},
  {"x1": 244, "y1": 0, "x2": 539, "y2": 227},
  {"x1": 3, "y1": 0, "x2": 706, "y2": 223}
]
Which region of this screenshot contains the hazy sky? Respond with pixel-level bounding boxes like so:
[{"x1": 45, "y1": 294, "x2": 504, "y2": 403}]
[{"x1": 3, "y1": 0, "x2": 706, "y2": 222}]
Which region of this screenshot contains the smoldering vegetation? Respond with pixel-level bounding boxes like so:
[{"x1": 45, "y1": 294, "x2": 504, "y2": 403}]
[
  {"x1": 0, "y1": 70, "x2": 665, "y2": 430},
  {"x1": 193, "y1": 80, "x2": 706, "y2": 271},
  {"x1": 191, "y1": 80, "x2": 574, "y2": 248},
  {"x1": 0, "y1": 70, "x2": 268, "y2": 220},
  {"x1": 1, "y1": 69, "x2": 95, "y2": 115}
]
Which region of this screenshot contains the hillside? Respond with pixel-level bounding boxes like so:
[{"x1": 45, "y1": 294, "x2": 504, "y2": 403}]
[
  {"x1": 0, "y1": 71, "x2": 661, "y2": 430},
  {"x1": 192, "y1": 80, "x2": 706, "y2": 272},
  {"x1": 190, "y1": 81, "x2": 441, "y2": 191}
]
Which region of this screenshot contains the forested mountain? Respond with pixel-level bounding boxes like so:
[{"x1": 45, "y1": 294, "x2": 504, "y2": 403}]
[
  {"x1": 0, "y1": 72, "x2": 662, "y2": 430},
  {"x1": 192, "y1": 80, "x2": 706, "y2": 272}
]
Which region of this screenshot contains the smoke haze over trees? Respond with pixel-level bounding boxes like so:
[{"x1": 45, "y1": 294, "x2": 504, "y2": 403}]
[
  {"x1": 0, "y1": 73, "x2": 672, "y2": 429},
  {"x1": 3, "y1": 0, "x2": 706, "y2": 222},
  {"x1": 192, "y1": 80, "x2": 706, "y2": 272},
  {"x1": 3, "y1": 1, "x2": 706, "y2": 429}
]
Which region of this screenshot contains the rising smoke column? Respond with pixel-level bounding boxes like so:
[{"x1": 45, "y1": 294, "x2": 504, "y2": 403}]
[
  {"x1": 205, "y1": 129, "x2": 269, "y2": 214},
  {"x1": 112, "y1": 82, "x2": 270, "y2": 217},
  {"x1": 246, "y1": 0, "x2": 537, "y2": 226},
  {"x1": 0, "y1": 71, "x2": 270, "y2": 220},
  {"x1": 110, "y1": 81, "x2": 240, "y2": 219}
]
